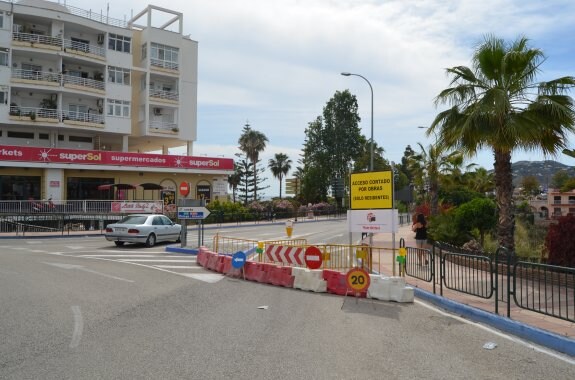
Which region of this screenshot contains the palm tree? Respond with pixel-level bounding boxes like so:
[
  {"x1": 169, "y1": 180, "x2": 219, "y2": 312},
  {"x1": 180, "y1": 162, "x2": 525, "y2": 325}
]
[
  {"x1": 228, "y1": 169, "x2": 241, "y2": 203},
  {"x1": 431, "y1": 35, "x2": 575, "y2": 251},
  {"x1": 238, "y1": 123, "x2": 268, "y2": 201},
  {"x1": 409, "y1": 142, "x2": 462, "y2": 216},
  {"x1": 268, "y1": 153, "x2": 292, "y2": 199}
]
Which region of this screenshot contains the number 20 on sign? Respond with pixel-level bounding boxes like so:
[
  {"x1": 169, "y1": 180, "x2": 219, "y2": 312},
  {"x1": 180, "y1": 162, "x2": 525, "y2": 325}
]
[{"x1": 346, "y1": 267, "x2": 371, "y2": 292}]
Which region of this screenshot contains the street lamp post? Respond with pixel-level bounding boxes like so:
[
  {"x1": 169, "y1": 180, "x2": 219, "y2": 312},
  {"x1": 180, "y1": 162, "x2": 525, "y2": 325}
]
[{"x1": 341, "y1": 72, "x2": 374, "y2": 171}]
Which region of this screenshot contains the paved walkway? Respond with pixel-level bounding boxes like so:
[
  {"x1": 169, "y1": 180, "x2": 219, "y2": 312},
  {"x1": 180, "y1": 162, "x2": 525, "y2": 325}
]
[{"x1": 371, "y1": 224, "x2": 575, "y2": 340}]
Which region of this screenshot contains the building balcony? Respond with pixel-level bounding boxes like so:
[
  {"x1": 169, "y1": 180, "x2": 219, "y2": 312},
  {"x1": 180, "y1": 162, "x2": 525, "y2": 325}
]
[
  {"x1": 11, "y1": 70, "x2": 106, "y2": 94},
  {"x1": 8, "y1": 106, "x2": 104, "y2": 127},
  {"x1": 62, "y1": 74, "x2": 105, "y2": 94},
  {"x1": 150, "y1": 59, "x2": 179, "y2": 73},
  {"x1": 149, "y1": 121, "x2": 178, "y2": 134},
  {"x1": 149, "y1": 88, "x2": 179, "y2": 103},
  {"x1": 63, "y1": 39, "x2": 106, "y2": 60},
  {"x1": 12, "y1": 32, "x2": 62, "y2": 50},
  {"x1": 11, "y1": 69, "x2": 60, "y2": 87},
  {"x1": 9, "y1": 106, "x2": 59, "y2": 123}
]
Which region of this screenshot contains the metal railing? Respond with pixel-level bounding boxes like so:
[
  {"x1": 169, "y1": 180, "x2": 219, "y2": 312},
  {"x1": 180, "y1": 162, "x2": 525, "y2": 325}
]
[
  {"x1": 12, "y1": 32, "x2": 62, "y2": 47},
  {"x1": 11, "y1": 69, "x2": 60, "y2": 84},
  {"x1": 9, "y1": 106, "x2": 59, "y2": 120},
  {"x1": 150, "y1": 59, "x2": 179, "y2": 71},
  {"x1": 62, "y1": 110, "x2": 104, "y2": 124},
  {"x1": 62, "y1": 74, "x2": 105, "y2": 91},
  {"x1": 402, "y1": 241, "x2": 575, "y2": 324},
  {"x1": 149, "y1": 89, "x2": 179, "y2": 101},
  {"x1": 149, "y1": 121, "x2": 178, "y2": 132},
  {"x1": 49, "y1": 3, "x2": 128, "y2": 28},
  {"x1": 211, "y1": 235, "x2": 396, "y2": 272},
  {"x1": 63, "y1": 39, "x2": 106, "y2": 58}
]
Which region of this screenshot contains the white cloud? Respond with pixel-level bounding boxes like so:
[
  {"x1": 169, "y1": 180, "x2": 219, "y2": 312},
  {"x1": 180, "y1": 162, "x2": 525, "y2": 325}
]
[{"x1": 93, "y1": 0, "x2": 575, "y2": 196}]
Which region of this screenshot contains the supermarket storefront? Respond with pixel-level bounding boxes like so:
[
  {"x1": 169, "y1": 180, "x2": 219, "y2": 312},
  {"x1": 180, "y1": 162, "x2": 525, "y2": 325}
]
[{"x1": 0, "y1": 145, "x2": 234, "y2": 203}]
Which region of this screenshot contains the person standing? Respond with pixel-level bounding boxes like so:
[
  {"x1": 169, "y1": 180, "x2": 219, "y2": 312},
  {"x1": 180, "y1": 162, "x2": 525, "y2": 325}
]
[{"x1": 412, "y1": 213, "x2": 428, "y2": 265}]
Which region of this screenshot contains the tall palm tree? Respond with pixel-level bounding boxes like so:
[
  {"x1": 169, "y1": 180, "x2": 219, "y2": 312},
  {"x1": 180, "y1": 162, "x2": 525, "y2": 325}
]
[
  {"x1": 268, "y1": 153, "x2": 292, "y2": 199},
  {"x1": 431, "y1": 35, "x2": 575, "y2": 251},
  {"x1": 238, "y1": 124, "x2": 268, "y2": 201}
]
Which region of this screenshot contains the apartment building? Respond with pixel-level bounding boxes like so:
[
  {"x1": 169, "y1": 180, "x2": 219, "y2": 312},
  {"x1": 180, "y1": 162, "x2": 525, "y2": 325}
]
[
  {"x1": 0, "y1": 0, "x2": 232, "y2": 203},
  {"x1": 547, "y1": 189, "x2": 575, "y2": 219}
]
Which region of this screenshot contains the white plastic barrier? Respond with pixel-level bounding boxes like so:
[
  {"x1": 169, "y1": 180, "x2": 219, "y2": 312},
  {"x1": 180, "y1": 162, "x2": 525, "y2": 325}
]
[
  {"x1": 292, "y1": 267, "x2": 327, "y2": 292},
  {"x1": 368, "y1": 275, "x2": 414, "y2": 303}
]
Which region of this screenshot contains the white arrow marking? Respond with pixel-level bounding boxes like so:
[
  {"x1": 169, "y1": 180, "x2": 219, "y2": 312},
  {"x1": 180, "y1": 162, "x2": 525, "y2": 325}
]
[{"x1": 44, "y1": 262, "x2": 134, "y2": 283}]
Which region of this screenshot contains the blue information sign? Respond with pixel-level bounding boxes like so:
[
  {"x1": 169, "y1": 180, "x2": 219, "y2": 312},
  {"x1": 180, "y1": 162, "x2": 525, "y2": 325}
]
[{"x1": 231, "y1": 251, "x2": 247, "y2": 269}]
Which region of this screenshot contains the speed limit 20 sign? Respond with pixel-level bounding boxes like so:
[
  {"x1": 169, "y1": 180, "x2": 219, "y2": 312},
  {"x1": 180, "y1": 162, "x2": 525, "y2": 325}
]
[{"x1": 346, "y1": 267, "x2": 371, "y2": 292}]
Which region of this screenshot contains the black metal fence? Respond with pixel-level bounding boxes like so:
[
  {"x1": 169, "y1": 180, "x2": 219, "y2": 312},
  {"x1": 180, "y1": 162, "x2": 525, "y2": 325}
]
[{"x1": 404, "y1": 241, "x2": 575, "y2": 324}]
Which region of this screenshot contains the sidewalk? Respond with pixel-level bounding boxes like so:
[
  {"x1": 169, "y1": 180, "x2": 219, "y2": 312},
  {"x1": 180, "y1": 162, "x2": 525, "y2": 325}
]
[{"x1": 371, "y1": 224, "x2": 575, "y2": 342}]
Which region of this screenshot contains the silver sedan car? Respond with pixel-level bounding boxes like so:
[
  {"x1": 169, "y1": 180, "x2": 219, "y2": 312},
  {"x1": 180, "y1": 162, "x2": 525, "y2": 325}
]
[{"x1": 105, "y1": 214, "x2": 181, "y2": 247}]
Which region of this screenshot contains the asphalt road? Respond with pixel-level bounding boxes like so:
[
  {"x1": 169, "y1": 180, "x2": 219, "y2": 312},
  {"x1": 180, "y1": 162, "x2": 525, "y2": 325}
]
[{"x1": 1, "y1": 223, "x2": 573, "y2": 379}]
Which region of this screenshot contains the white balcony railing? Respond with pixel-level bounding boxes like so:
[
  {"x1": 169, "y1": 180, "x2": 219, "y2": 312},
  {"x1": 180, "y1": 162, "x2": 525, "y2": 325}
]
[
  {"x1": 63, "y1": 39, "x2": 106, "y2": 58},
  {"x1": 150, "y1": 59, "x2": 179, "y2": 71},
  {"x1": 149, "y1": 120, "x2": 178, "y2": 132},
  {"x1": 9, "y1": 106, "x2": 59, "y2": 120},
  {"x1": 11, "y1": 69, "x2": 60, "y2": 84},
  {"x1": 149, "y1": 88, "x2": 179, "y2": 101},
  {"x1": 62, "y1": 110, "x2": 104, "y2": 124},
  {"x1": 62, "y1": 74, "x2": 105, "y2": 91},
  {"x1": 12, "y1": 32, "x2": 62, "y2": 47},
  {"x1": 8, "y1": 106, "x2": 104, "y2": 125}
]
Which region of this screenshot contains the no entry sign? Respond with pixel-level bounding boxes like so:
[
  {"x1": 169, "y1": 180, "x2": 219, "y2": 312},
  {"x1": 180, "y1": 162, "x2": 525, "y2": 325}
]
[{"x1": 304, "y1": 246, "x2": 323, "y2": 270}]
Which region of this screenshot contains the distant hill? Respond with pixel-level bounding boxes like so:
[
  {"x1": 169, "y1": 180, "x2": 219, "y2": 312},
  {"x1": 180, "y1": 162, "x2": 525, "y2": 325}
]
[{"x1": 508, "y1": 160, "x2": 575, "y2": 189}]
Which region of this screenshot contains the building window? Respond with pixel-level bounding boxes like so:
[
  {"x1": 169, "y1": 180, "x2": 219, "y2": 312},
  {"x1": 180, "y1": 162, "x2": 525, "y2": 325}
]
[
  {"x1": 68, "y1": 104, "x2": 88, "y2": 121},
  {"x1": 141, "y1": 43, "x2": 147, "y2": 59},
  {"x1": 0, "y1": 87, "x2": 7, "y2": 105},
  {"x1": 69, "y1": 136, "x2": 93, "y2": 143},
  {"x1": 39, "y1": 133, "x2": 49, "y2": 140},
  {"x1": 107, "y1": 66, "x2": 131, "y2": 85},
  {"x1": 108, "y1": 33, "x2": 131, "y2": 53},
  {"x1": 0, "y1": 12, "x2": 4, "y2": 29},
  {"x1": 68, "y1": 177, "x2": 114, "y2": 201},
  {"x1": 7, "y1": 131, "x2": 35, "y2": 139},
  {"x1": 0, "y1": 175, "x2": 41, "y2": 200},
  {"x1": 150, "y1": 43, "x2": 179, "y2": 70},
  {"x1": 0, "y1": 48, "x2": 8, "y2": 67},
  {"x1": 107, "y1": 99, "x2": 130, "y2": 118}
]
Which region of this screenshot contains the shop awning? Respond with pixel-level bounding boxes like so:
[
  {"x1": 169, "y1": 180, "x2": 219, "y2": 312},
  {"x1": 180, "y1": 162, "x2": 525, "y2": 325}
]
[{"x1": 138, "y1": 183, "x2": 164, "y2": 190}]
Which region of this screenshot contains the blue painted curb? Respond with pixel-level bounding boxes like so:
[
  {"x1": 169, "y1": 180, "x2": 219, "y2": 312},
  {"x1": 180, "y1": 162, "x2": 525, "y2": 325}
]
[
  {"x1": 165, "y1": 245, "x2": 199, "y2": 254},
  {"x1": 414, "y1": 288, "x2": 575, "y2": 357}
]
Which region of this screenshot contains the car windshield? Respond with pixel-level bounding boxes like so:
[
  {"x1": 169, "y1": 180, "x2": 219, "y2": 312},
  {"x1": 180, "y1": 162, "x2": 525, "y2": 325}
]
[{"x1": 118, "y1": 215, "x2": 148, "y2": 225}]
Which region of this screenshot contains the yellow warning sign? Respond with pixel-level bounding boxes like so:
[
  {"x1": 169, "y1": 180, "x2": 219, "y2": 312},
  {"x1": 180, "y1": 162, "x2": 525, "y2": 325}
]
[{"x1": 350, "y1": 171, "x2": 393, "y2": 209}]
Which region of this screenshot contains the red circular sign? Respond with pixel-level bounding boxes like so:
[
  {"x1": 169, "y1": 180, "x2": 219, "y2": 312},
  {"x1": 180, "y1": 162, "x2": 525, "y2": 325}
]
[
  {"x1": 304, "y1": 246, "x2": 323, "y2": 270},
  {"x1": 179, "y1": 181, "x2": 190, "y2": 196},
  {"x1": 346, "y1": 268, "x2": 371, "y2": 292}
]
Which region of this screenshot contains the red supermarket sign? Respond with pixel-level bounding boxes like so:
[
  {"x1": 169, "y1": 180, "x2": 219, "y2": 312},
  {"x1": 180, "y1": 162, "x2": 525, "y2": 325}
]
[{"x1": 0, "y1": 145, "x2": 233, "y2": 170}]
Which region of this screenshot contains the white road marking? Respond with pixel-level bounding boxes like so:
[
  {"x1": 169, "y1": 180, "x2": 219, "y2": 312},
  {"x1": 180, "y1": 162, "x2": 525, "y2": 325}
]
[
  {"x1": 70, "y1": 305, "x2": 83, "y2": 348},
  {"x1": 118, "y1": 259, "x2": 197, "y2": 263},
  {"x1": 154, "y1": 265, "x2": 201, "y2": 269},
  {"x1": 79, "y1": 255, "x2": 162, "y2": 258},
  {"x1": 181, "y1": 273, "x2": 224, "y2": 283},
  {"x1": 415, "y1": 299, "x2": 575, "y2": 365},
  {"x1": 44, "y1": 262, "x2": 134, "y2": 283}
]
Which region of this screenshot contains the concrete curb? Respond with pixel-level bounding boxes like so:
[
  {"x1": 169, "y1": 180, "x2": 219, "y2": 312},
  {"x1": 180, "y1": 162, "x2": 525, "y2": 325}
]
[{"x1": 414, "y1": 288, "x2": 575, "y2": 357}]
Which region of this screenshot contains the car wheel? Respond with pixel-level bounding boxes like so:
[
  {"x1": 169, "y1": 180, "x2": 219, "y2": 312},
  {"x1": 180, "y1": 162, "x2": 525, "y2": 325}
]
[
  {"x1": 114, "y1": 241, "x2": 125, "y2": 247},
  {"x1": 145, "y1": 233, "x2": 156, "y2": 248}
]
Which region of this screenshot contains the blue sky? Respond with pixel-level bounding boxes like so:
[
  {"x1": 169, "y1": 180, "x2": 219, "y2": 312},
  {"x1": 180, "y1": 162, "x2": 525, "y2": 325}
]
[{"x1": 77, "y1": 0, "x2": 575, "y2": 197}]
